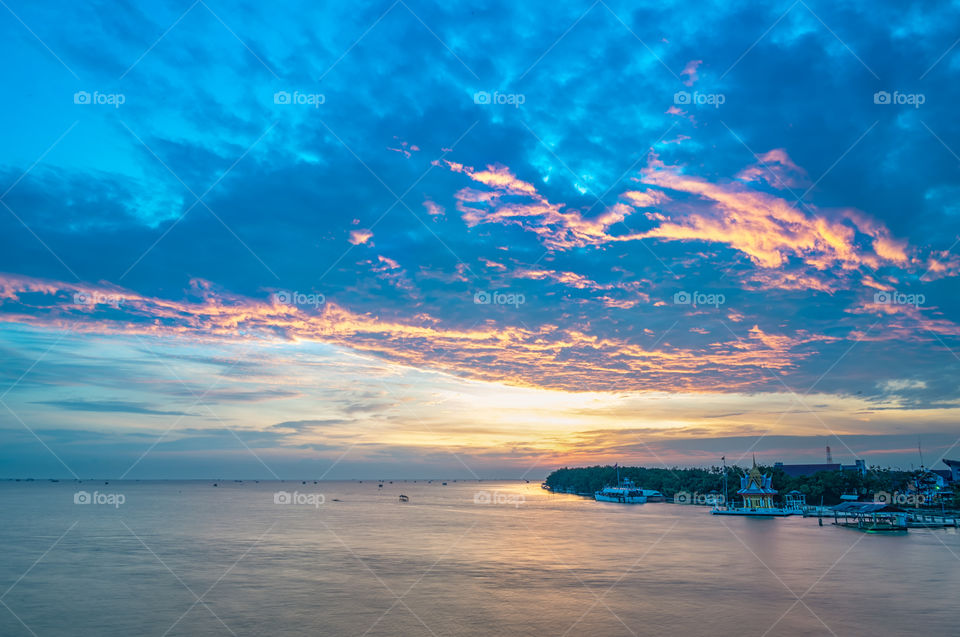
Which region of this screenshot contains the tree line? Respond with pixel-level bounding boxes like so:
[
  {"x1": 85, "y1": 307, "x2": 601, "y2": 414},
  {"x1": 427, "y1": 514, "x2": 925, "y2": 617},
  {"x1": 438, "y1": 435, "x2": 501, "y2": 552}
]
[{"x1": 544, "y1": 464, "x2": 954, "y2": 507}]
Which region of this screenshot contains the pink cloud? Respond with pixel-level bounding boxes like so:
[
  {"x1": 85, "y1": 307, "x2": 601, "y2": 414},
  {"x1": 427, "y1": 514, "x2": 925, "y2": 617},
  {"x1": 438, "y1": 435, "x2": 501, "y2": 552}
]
[
  {"x1": 348, "y1": 229, "x2": 373, "y2": 245},
  {"x1": 680, "y1": 59, "x2": 702, "y2": 87},
  {"x1": 735, "y1": 148, "x2": 810, "y2": 190},
  {"x1": 0, "y1": 273, "x2": 818, "y2": 393},
  {"x1": 423, "y1": 199, "x2": 445, "y2": 218}
]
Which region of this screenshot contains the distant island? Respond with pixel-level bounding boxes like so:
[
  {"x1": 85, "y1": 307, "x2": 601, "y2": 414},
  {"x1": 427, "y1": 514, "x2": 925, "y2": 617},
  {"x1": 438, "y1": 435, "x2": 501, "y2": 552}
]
[{"x1": 544, "y1": 463, "x2": 956, "y2": 507}]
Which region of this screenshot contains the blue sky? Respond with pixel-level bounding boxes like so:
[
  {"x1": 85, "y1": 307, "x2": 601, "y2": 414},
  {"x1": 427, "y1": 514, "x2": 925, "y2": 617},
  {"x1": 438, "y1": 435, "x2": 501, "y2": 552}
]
[{"x1": 2, "y1": 0, "x2": 959, "y2": 478}]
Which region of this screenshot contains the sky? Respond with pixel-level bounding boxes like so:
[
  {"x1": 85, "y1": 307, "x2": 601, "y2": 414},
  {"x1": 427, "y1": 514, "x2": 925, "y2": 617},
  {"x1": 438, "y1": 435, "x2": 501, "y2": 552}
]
[{"x1": 1, "y1": 0, "x2": 959, "y2": 479}]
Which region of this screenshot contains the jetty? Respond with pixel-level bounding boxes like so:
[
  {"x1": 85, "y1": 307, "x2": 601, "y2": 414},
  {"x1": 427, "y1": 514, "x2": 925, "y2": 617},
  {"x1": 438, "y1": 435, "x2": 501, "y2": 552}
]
[
  {"x1": 831, "y1": 502, "x2": 908, "y2": 532},
  {"x1": 906, "y1": 511, "x2": 959, "y2": 528}
]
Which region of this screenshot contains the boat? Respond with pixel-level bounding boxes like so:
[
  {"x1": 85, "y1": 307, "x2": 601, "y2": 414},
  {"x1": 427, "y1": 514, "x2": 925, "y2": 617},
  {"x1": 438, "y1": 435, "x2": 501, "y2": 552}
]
[
  {"x1": 595, "y1": 479, "x2": 647, "y2": 503},
  {"x1": 594, "y1": 467, "x2": 647, "y2": 504},
  {"x1": 641, "y1": 489, "x2": 665, "y2": 502},
  {"x1": 398, "y1": 495, "x2": 409, "y2": 503}
]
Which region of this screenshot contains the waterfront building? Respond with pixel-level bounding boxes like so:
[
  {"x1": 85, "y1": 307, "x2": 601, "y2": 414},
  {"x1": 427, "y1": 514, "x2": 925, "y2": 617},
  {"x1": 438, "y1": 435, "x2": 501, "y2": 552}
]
[{"x1": 736, "y1": 464, "x2": 778, "y2": 509}]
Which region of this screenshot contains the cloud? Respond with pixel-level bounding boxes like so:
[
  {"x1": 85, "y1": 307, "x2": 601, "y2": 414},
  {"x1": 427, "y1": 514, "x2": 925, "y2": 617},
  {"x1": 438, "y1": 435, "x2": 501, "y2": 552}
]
[
  {"x1": 0, "y1": 272, "x2": 812, "y2": 393},
  {"x1": 735, "y1": 149, "x2": 810, "y2": 190},
  {"x1": 348, "y1": 229, "x2": 373, "y2": 245},
  {"x1": 32, "y1": 399, "x2": 193, "y2": 416},
  {"x1": 680, "y1": 59, "x2": 702, "y2": 86},
  {"x1": 637, "y1": 159, "x2": 911, "y2": 272}
]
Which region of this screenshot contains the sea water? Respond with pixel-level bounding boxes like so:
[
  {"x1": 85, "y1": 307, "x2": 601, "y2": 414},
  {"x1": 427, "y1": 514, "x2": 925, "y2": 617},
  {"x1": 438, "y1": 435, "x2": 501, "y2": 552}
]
[{"x1": 1, "y1": 480, "x2": 957, "y2": 636}]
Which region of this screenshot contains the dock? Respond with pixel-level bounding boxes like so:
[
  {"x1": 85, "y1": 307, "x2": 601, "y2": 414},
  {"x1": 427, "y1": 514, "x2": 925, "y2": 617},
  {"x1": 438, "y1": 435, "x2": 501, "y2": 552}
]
[{"x1": 906, "y1": 511, "x2": 959, "y2": 528}]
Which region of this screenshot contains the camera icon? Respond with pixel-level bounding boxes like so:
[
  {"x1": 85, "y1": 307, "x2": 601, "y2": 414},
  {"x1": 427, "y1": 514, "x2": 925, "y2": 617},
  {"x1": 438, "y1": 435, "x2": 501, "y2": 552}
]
[
  {"x1": 73, "y1": 91, "x2": 91, "y2": 105},
  {"x1": 474, "y1": 290, "x2": 491, "y2": 304},
  {"x1": 473, "y1": 91, "x2": 491, "y2": 105},
  {"x1": 73, "y1": 292, "x2": 92, "y2": 305},
  {"x1": 74, "y1": 490, "x2": 91, "y2": 504},
  {"x1": 873, "y1": 291, "x2": 891, "y2": 304},
  {"x1": 875, "y1": 490, "x2": 891, "y2": 504},
  {"x1": 674, "y1": 91, "x2": 691, "y2": 105},
  {"x1": 674, "y1": 491, "x2": 690, "y2": 504},
  {"x1": 272, "y1": 290, "x2": 291, "y2": 305},
  {"x1": 273, "y1": 491, "x2": 292, "y2": 504},
  {"x1": 274, "y1": 91, "x2": 291, "y2": 105},
  {"x1": 473, "y1": 491, "x2": 492, "y2": 504},
  {"x1": 873, "y1": 91, "x2": 891, "y2": 105},
  {"x1": 673, "y1": 291, "x2": 691, "y2": 304}
]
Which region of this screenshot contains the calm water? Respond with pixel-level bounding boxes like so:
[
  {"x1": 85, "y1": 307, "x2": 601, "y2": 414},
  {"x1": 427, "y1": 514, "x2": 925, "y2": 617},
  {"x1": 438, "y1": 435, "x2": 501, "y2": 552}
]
[{"x1": 1, "y1": 480, "x2": 958, "y2": 636}]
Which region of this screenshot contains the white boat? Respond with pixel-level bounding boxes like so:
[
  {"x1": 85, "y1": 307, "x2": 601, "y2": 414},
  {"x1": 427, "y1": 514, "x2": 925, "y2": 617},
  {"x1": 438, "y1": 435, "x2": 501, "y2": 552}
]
[{"x1": 595, "y1": 477, "x2": 647, "y2": 504}]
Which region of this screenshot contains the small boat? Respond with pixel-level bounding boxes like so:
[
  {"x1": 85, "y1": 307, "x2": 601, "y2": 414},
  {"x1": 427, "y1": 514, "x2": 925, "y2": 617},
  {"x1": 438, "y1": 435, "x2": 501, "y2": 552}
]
[{"x1": 398, "y1": 495, "x2": 409, "y2": 503}]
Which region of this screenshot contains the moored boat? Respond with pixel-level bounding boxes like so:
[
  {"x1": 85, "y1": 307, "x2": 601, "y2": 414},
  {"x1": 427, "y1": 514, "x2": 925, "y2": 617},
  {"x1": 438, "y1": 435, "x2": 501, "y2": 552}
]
[
  {"x1": 595, "y1": 476, "x2": 647, "y2": 504},
  {"x1": 641, "y1": 489, "x2": 666, "y2": 502}
]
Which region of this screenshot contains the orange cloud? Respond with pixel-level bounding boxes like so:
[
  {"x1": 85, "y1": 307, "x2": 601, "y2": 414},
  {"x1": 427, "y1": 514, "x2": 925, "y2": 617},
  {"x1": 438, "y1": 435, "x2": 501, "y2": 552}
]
[
  {"x1": 437, "y1": 155, "x2": 927, "y2": 295},
  {"x1": 0, "y1": 273, "x2": 812, "y2": 393},
  {"x1": 348, "y1": 229, "x2": 373, "y2": 245}
]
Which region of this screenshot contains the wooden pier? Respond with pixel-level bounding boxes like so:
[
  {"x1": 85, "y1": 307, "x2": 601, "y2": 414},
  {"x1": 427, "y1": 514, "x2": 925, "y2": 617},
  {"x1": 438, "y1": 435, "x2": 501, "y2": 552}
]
[{"x1": 906, "y1": 511, "x2": 959, "y2": 528}]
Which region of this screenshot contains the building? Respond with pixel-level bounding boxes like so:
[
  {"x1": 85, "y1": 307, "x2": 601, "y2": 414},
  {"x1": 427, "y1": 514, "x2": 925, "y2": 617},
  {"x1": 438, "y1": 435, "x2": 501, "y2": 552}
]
[
  {"x1": 943, "y1": 459, "x2": 960, "y2": 482},
  {"x1": 773, "y1": 459, "x2": 867, "y2": 478},
  {"x1": 774, "y1": 462, "x2": 839, "y2": 477},
  {"x1": 931, "y1": 470, "x2": 953, "y2": 485},
  {"x1": 784, "y1": 490, "x2": 806, "y2": 510},
  {"x1": 737, "y1": 464, "x2": 778, "y2": 508}
]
